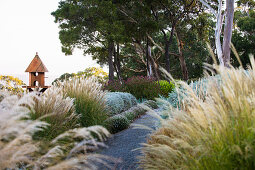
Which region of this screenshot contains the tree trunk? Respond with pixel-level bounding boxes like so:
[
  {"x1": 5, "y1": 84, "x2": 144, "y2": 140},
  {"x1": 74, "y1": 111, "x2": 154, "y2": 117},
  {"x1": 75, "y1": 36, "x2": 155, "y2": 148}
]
[
  {"x1": 146, "y1": 39, "x2": 153, "y2": 77},
  {"x1": 199, "y1": 0, "x2": 224, "y2": 66},
  {"x1": 222, "y1": 0, "x2": 234, "y2": 67},
  {"x1": 162, "y1": 25, "x2": 175, "y2": 73},
  {"x1": 108, "y1": 41, "x2": 114, "y2": 81},
  {"x1": 176, "y1": 32, "x2": 188, "y2": 81},
  {"x1": 215, "y1": 0, "x2": 224, "y2": 66},
  {"x1": 145, "y1": 36, "x2": 160, "y2": 80},
  {"x1": 164, "y1": 38, "x2": 170, "y2": 73},
  {"x1": 148, "y1": 54, "x2": 160, "y2": 80},
  {"x1": 116, "y1": 43, "x2": 122, "y2": 81},
  {"x1": 114, "y1": 43, "x2": 122, "y2": 81}
]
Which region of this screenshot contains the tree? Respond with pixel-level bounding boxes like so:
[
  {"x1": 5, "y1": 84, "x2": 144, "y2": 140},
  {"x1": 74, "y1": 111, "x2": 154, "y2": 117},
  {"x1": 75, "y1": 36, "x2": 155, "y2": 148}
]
[
  {"x1": 232, "y1": 2, "x2": 255, "y2": 67},
  {"x1": 199, "y1": 0, "x2": 235, "y2": 66},
  {"x1": 52, "y1": 0, "x2": 125, "y2": 81},
  {"x1": 53, "y1": 67, "x2": 108, "y2": 84}
]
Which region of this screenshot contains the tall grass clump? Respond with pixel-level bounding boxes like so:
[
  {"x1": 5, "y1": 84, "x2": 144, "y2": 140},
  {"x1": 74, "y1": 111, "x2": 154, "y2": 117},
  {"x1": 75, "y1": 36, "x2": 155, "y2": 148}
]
[
  {"x1": 30, "y1": 86, "x2": 79, "y2": 140},
  {"x1": 56, "y1": 77, "x2": 109, "y2": 127},
  {"x1": 139, "y1": 56, "x2": 255, "y2": 169},
  {"x1": 0, "y1": 91, "x2": 114, "y2": 169}
]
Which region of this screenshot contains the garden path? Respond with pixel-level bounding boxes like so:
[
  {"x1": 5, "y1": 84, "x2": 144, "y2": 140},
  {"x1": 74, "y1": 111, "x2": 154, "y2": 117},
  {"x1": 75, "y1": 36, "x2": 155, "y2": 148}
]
[{"x1": 96, "y1": 112, "x2": 159, "y2": 170}]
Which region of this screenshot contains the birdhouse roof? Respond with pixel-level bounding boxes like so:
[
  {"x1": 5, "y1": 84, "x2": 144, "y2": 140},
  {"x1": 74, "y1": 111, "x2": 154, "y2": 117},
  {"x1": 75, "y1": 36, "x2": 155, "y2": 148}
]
[{"x1": 25, "y1": 53, "x2": 48, "y2": 72}]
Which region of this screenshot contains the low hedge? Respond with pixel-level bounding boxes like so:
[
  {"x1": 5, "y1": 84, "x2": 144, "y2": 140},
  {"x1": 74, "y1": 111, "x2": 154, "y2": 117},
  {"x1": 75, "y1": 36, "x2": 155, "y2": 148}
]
[
  {"x1": 105, "y1": 100, "x2": 158, "y2": 133},
  {"x1": 104, "y1": 92, "x2": 137, "y2": 116}
]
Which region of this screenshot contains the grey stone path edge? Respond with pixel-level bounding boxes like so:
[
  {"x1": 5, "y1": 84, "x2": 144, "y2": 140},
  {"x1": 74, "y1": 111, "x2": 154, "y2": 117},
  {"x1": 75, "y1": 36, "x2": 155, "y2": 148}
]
[{"x1": 96, "y1": 113, "x2": 159, "y2": 170}]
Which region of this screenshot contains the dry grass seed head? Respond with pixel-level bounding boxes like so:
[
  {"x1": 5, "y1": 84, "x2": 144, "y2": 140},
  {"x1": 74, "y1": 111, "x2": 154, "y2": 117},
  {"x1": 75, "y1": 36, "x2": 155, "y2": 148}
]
[{"x1": 140, "y1": 57, "x2": 255, "y2": 169}]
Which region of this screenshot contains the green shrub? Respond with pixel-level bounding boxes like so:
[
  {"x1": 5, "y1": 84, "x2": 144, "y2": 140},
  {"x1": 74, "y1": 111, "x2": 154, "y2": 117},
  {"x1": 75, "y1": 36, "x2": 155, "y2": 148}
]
[
  {"x1": 124, "y1": 76, "x2": 161, "y2": 100},
  {"x1": 143, "y1": 100, "x2": 158, "y2": 109},
  {"x1": 121, "y1": 105, "x2": 146, "y2": 121},
  {"x1": 105, "y1": 114, "x2": 130, "y2": 133},
  {"x1": 56, "y1": 77, "x2": 109, "y2": 127},
  {"x1": 132, "y1": 105, "x2": 147, "y2": 117},
  {"x1": 157, "y1": 80, "x2": 175, "y2": 97},
  {"x1": 122, "y1": 111, "x2": 136, "y2": 121},
  {"x1": 104, "y1": 92, "x2": 137, "y2": 115},
  {"x1": 103, "y1": 80, "x2": 125, "y2": 92},
  {"x1": 106, "y1": 100, "x2": 156, "y2": 133},
  {"x1": 104, "y1": 76, "x2": 161, "y2": 100}
]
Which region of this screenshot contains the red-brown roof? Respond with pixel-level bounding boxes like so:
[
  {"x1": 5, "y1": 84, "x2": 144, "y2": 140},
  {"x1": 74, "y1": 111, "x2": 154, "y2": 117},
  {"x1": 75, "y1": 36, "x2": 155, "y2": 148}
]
[{"x1": 25, "y1": 53, "x2": 48, "y2": 72}]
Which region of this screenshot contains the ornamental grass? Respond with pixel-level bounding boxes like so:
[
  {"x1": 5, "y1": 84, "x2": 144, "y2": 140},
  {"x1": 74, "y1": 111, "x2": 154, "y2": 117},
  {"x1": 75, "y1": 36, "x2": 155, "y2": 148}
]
[
  {"x1": 139, "y1": 56, "x2": 255, "y2": 169},
  {"x1": 0, "y1": 91, "x2": 113, "y2": 169},
  {"x1": 55, "y1": 77, "x2": 109, "y2": 127},
  {"x1": 30, "y1": 86, "x2": 79, "y2": 140}
]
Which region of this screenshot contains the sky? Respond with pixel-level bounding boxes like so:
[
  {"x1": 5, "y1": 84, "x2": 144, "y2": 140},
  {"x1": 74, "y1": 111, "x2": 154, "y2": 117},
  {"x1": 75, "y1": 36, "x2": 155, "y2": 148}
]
[{"x1": 0, "y1": 0, "x2": 103, "y2": 85}]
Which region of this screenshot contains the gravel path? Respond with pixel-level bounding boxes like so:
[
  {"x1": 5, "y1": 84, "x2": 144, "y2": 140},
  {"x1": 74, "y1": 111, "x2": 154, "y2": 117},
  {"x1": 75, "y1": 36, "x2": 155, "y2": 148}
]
[{"x1": 96, "y1": 113, "x2": 159, "y2": 170}]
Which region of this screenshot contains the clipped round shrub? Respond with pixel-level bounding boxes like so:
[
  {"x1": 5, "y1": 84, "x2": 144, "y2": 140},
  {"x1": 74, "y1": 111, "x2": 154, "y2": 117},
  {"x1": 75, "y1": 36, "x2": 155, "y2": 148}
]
[
  {"x1": 122, "y1": 111, "x2": 136, "y2": 121},
  {"x1": 121, "y1": 104, "x2": 147, "y2": 121},
  {"x1": 143, "y1": 100, "x2": 158, "y2": 109},
  {"x1": 105, "y1": 114, "x2": 130, "y2": 133},
  {"x1": 132, "y1": 105, "x2": 147, "y2": 117},
  {"x1": 157, "y1": 80, "x2": 175, "y2": 97},
  {"x1": 104, "y1": 92, "x2": 137, "y2": 115}
]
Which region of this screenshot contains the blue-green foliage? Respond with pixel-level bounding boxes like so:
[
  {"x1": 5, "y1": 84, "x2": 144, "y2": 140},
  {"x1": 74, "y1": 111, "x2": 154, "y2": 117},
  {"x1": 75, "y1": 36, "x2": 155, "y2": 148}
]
[
  {"x1": 143, "y1": 100, "x2": 159, "y2": 109},
  {"x1": 121, "y1": 105, "x2": 147, "y2": 121},
  {"x1": 105, "y1": 100, "x2": 156, "y2": 133},
  {"x1": 159, "y1": 75, "x2": 222, "y2": 109},
  {"x1": 104, "y1": 92, "x2": 137, "y2": 115}
]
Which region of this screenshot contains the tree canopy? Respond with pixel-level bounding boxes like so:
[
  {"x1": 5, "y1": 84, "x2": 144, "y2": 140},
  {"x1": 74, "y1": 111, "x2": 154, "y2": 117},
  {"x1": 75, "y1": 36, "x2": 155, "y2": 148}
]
[{"x1": 52, "y1": 0, "x2": 254, "y2": 82}]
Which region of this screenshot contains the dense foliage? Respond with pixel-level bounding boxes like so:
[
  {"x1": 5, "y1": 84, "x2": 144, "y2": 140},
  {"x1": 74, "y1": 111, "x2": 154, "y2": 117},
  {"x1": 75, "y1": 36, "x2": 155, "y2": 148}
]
[
  {"x1": 106, "y1": 100, "x2": 157, "y2": 133},
  {"x1": 105, "y1": 76, "x2": 162, "y2": 100},
  {"x1": 157, "y1": 80, "x2": 175, "y2": 97},
  {"x1": 51, "y1": 0, "x2": 214, "y2": 82},
  {"x1": 105, "y1": 114, "x2": 130, "y2": 134},
  {"x1": 232, "y1": 8, "x2": 255, "y2": 67},
  {"x1": 104, "y1": 92, "x2": 137, "y2": 115}
]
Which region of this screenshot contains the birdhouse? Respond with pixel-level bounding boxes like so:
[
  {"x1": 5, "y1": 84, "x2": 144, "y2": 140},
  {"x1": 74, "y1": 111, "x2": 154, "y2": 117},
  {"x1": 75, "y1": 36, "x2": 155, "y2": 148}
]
[{"x1": 23, "y1": 52, "x2": 50, "y2": 92}]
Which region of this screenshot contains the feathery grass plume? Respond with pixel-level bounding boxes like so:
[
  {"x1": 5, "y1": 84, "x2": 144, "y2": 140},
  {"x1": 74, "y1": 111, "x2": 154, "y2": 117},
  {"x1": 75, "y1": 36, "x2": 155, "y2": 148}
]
[
  {"x1": 30, "y1": 86, "x2": 79, "y2": 140},
  {"x1": 55, "y1": 76, "x2": 109, "y2": 127},
  {"x1": 0, "y1": 90, "x2": 10, "y2": 102},
  {"x1": 46, "y1": 154, "x2": 121, "y2": 170},
  {"x1": 0, "y1": 92, "x2": 48, "y2": 169},
  {"x1": 35, "y1": 125, "x2": 111, "y2": 168},
  {"x1": 139, "y1": 56, "x2": 255, "y2": 169},
  {"x1": 0, "y1": 92, "x2": 114, "y2": 169}
]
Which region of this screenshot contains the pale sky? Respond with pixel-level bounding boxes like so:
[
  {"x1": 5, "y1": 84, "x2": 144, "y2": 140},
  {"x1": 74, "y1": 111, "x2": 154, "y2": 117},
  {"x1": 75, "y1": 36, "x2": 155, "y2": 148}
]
[{"x1": 0, "y1": 0, "x2": 103, "y2": 85}]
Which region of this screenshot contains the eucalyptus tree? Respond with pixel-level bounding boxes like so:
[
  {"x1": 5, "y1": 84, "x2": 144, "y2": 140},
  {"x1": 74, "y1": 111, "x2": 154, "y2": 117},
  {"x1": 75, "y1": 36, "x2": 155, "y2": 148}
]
[
  {"x1": 199, "y1": 0, "x2": 235, "y2": 67},
  {"x1": 52, "y1": 0, "x2": 126, "y2": 81}
]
